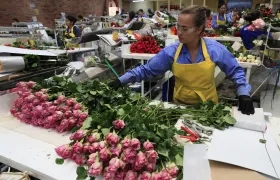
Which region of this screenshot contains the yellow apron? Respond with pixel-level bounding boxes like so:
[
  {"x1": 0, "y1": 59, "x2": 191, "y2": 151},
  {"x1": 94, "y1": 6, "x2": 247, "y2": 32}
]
[
  {"x1": 171, "y1": 38, "x2": 218, "y2": 105},
  {"x1": 277, "y1": 13, "x2": 280, "y2": 19},
  {"x1": 217, "y1": 14, "x2": 226, "y2": 26},
  {"x1": 64, "y1": 26, "x2": 79, "y2": 48}
]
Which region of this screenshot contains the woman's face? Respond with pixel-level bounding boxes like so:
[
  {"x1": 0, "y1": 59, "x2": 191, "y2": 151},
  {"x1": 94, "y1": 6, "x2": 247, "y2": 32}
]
[
  {"x1": 66, "y1": 19, "x2": 73, "y2": 27},
  {"x1": 177, "y1": 14, "x2": 202, "y2": 44},
  {"x1": 219, "y1": 5, "x2": 227, "y2": 14}
]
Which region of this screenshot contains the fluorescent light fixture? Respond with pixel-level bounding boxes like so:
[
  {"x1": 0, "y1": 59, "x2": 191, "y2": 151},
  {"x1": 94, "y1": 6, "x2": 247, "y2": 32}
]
[{"x1": 133, "y1": 0, "x2": 144, "y2": 2}]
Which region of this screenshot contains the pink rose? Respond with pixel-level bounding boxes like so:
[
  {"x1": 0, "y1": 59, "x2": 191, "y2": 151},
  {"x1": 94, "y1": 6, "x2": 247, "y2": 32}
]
[
  {"x1": 122, "y1": 148, "x2": 137, "y2": 164},
  {"x1": 124, "y1": 170, "x2": 137, "y2": 180},
  {"x1": 73, "y1": 154, "x2": 86, "y2": 165},
  {"x1": 121, "y1": 137, "x2": 131, "y2": 149},
  {"x1": 79, "y1": 112, "x2": 88, "y2": 121},
  {"x1": 112, "y1": 119, "x2": 125, "y2": 130},
  {"x1": 161, "y1": 169, "x2": 172, "y2": 180},
  {"x1": 73, "y1": 103, "x2": 82, "y2": 110},
  {"x1": 83, "y1": 142, "x2": 90, "y2": 153},
  {"x1": 146, "y1": 150, "x2": 158, "y2": 163},
  {"x1": 55, "y1": 144, "x2": 72, "y2": 159},
  {"x1": 115, "y1": 171, "x2": 126, "y2": 180},
  {"x1": 87, "y1": 132, "x2": 101, "y2": 143},
  {"x1": 131, "y1": 138, "x2": 141, "y2": 150},
  {"x1": 134, "y1": 152, "x2": 147, "y2": 170},
  {"x1": 152, "y1": 172, "x2": 162, "y2": 180},
  {"x1": 99, "y1": 148, "x2": 111, "y2": 162},
  {"x1": 143, "y1": 141, "x2": 154, "y2": 151},
  {"x1": 98, "y1": 141, "x2": 107, "y2": 151},
  {"x1": 72, "y1": 142, "x2": 83, "y2": 153},
  {"x1": 87, "y1": 152, "x2": 99, "y2": 166},
  {"x1": 252, "y1": 18, "x2": 265, "y2": 29},
  {"x1": 167, "y1": 163, "x2": 178, "y2": 178},
  {"x1": 146, "y1": 162, "x2": 156, "y2": 172},
  {"x1": 139, "y1": 171, "x2": 152, "y2": 180},
  {"x1": 70, "y1": 130, "x2": 86, "y2": 141},
  {"x1": 105, "y1": 133, "x2": 119, "y2": 146},
  {"x1": 89, "y1": 142, "x2": 99, "y2": 153},
  {"x1": 88, "y1": 161, "x2": 103, "y2": 176},
  {"x1": 108, "y1": 158, "x2": 125, "y2": 173},
  {"x1": 104, "y1": 167, "x2": 115, "y2": 180},
  {"x1": 110, "y1": 144, "x2": 122, "y2": 157}
]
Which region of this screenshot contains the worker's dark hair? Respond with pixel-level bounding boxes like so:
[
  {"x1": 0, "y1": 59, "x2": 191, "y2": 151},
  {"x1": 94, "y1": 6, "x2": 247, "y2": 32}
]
[
  {"x1": 139, "y1": 9, "x2": 144, "y2": 13},
  {"x1": 66, "y1": 15, "x2": 77, "y2": 24},
  {"x1": 218, "y1": 3, "x2": 226, "y2": 9},
  {"x1": 244, "y1": 10, "x2": 260, "y2": 23},
  {"x1": 128, "y1": 11, "x2": 136, "y2": 21},
  {"x1": 12, "y1": 18, "x2": 19, "y2": 22},
  {"x1": 180, "y1": 5, "x2": 211, "y2": 33},
  {"x1": 116, "y1": 11, "x2": 119, "y2": 14},
  {"x1": 78, "y1": 15, "x2": 83, "y2": 19}
]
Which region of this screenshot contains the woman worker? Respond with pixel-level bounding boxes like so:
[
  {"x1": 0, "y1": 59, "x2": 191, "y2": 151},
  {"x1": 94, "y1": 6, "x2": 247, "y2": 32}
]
[
  {"x1": 240, "y1": 11, "x2": 267, "y2": 50},
  {"x1": 109, "y1": 5, "x2": 254, "y2": 115},
  {"x1": 212, "y1": 3, "x2": 232, "y2": 29},
  {"x1": 65, "y1": 15, "x2": 81, "y2": 39}
]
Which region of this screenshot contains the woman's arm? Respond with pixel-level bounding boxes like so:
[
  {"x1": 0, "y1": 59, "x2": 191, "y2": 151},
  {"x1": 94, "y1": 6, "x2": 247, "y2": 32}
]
[
  {"x1": 211, "y1": 14, "x2": 218, "y2": 29},
  {"x1": 213, "y1": 44, "x2": 251, "y2": 96},
  {"x1": 119, "y1": 45, "x2": 176, "y2": 85}
]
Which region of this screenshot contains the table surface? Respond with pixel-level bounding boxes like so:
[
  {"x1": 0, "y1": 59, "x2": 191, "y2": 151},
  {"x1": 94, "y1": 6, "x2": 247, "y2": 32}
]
[{"x1": 0, "y1": 96, "x2": 279, "y2": 180}]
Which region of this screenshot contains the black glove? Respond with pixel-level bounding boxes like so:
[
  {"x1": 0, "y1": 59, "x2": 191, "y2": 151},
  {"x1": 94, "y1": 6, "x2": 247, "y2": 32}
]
[
  {"x1": 238, "y1": 95, "x2": 255, "y2": 115},
  {"x1": 108, "y1": 79, "x2": 122, "y2": 89}
]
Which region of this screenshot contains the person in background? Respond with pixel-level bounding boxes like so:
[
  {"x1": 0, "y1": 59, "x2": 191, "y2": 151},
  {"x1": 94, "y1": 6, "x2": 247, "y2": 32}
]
[
  {"x1": 125, "y1": 11, "x2": 136, "y2": 24},
  {"x1": 12, "y1": 18, "x2": 19, "y2": 23},
  {"x1": 136, "y1": 9, "x2": 148, "y2": 22},
  {"x1": 109, "y1": 5, "x2": 254, "y2": 115},
  {"x1": 212, "y1": 3, "x2": 231, "y2": 29},
  {"x1": 114, "y1": 11, "x2": 121, "y2": 19},
  {"x1": 230, "y1": 9, "x2": 240, "y2": 24},
  {"x1": 78, "y1": 15, "x2": 84, "y2": 21},
  {"x1": 65, "y1": 15, "x2": 81, "y2": 38},
  {"x1": 159, "y1": 6, "x2": 166, "y2": 13},
  {"x1": 205, "y1": 8, "x2": 212, "y2": 28},
  {"x1": 240, "y1": 11, "x2": 267, "y2": 50},
  {"x1": 148, "y1": 8, "x2": 154, "y2": 18}
]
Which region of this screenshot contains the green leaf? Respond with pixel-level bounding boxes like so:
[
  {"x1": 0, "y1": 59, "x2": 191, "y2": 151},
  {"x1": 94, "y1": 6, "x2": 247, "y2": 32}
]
[
  {"x1": 175, "y1": 153, "x2": 183, "y2": 167},
  {"x1": 55, "y1": 158, "x2": 64, "y2": 165},
  {"x1": 76, "y1": 166, "x2": 87, "y2": 180},
  {"x1": 223, "y1": 115, "x2": 236, "y2": 125},
  {"x1": 259, "y1": 139, "x2": 267, "y2": 144},
  {"x1": 117, "y1": 108, "x2": 125, "y2": 116},
  {"x1": 101, "y1": 128, "x2": 110, "y2": 136},
  {"x1": 31, "y1": 63, "x2": 38, "y2": 68},
  {"x1": 81, "y1": 117, "x2": 92, "y2": 130},
  {"x1": 158, "y1": 147, "x2": 169, "y2": 157},
  {"x1": 90, "y1": 91, "x2": 97, "y2": 95},
  {"x1": 77, "y1": 85, "x2": 83, "y2": 92},
  {"x1": 70, "y1": 126, "x2": 80, "y2": 133}
]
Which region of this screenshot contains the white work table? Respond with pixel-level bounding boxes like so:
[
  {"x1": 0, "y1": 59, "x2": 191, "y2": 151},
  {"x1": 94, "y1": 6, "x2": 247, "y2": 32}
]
[
  {"x1": 0, "y1": 93, "x2": 280, "y2": 180},
  {"x1": 46, "y1": 47, "x2": 97, "y2": 56}
]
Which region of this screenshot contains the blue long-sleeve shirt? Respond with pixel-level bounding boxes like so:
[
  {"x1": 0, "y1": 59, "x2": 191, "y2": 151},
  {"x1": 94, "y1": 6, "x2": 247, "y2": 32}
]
[
  {"x1": 240, "y1": 25, "x2": 267, "y2": 50},
  {"x1": 136, "y1": 14, "x2": 149, "y2": 21},
  {"x1": 119, "y1": 38, "x2": 251, "y2": 96},
  {"x1": 212, "y1": 13, "x2": 232, "y2": 29}
]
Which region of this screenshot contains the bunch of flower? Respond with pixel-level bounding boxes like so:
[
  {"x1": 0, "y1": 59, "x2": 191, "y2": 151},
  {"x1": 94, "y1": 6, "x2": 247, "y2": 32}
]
[
  {"x1": 130, "y1": 35, "x2": 162, "y2": 54},
  {"x1": 246, "y1": 18, "x2": 265, "y2": 31},
  {"x1": 9, "y1": 81, "x2": 88, "y2": 132},
  {"x1": 55, "y1": 119, "x2": 179, "y2": 180}
]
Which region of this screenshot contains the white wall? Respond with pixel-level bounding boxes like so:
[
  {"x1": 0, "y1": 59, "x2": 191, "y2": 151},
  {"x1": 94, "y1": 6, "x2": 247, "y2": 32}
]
[{"x1": 129, "y1": 1, "x2": 154, "y2": 12}]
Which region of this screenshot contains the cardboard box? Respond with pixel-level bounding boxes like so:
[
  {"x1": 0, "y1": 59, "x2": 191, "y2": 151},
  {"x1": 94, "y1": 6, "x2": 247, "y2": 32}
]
[{"x1": 210, "y1": 161, "x2": 266, "y2": 180}]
